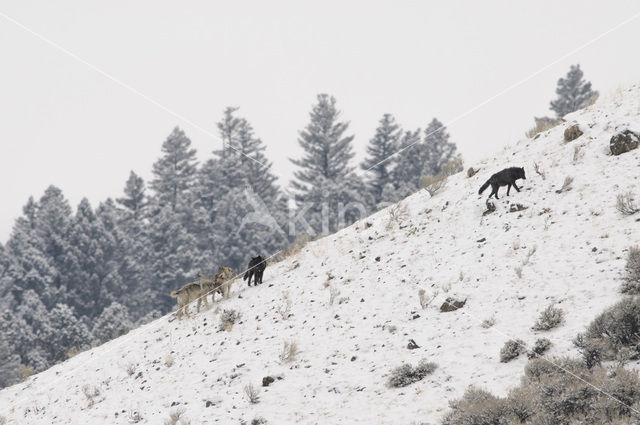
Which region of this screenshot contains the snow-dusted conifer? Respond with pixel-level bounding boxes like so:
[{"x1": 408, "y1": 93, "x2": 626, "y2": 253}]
[
  {"x1": 150, "y1": 127, "x2": 198, "y2": 211},
  {"x1": 361, "y1": 114, "x2": 401, "y2": 205},
  {"x1": 550, "y1": 64, "x2": 598, "y2": 118},
  {"x1": 40, "y1": 303, "x2": 91, "y2": 363},
  {"x1": 92, "y1": 302, "x2": 132, "y2": 344},
  {"x1": 290, "y1": 95, "x2": 369, "y2": 233},
  {"x1": 391, "y1": 129, "x2": 424, "y2": 195},
  {"x1": 116, "y1": 171, "x2": 147, "y2": 220},
  {"x1": 422, "y1": 118, "x2": 460, "y2": 177},
  {"x1": 0, "y1": 333, "x2": 21, "y2": 388}
]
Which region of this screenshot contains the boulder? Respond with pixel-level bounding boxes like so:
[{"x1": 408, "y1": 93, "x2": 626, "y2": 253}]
[
  {"x1": 563, "y1": 124, "x2": 583, "y2": 142},
  {"x1": 440, "y1": 296, "x2": 467, "y2": 312},
  {"x1": 262, "y1": 376, "x2": 275, "y2": 387},
  {"x1": 610, "y1": 130, "x2": 639, "y2": 155},
  {"x1": 509, "y1": 203, "x2": 528, "y2": 213}
]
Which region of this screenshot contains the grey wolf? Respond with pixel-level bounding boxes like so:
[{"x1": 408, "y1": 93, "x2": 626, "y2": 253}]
[
  {"x1": 478, "y1": 167, "x2": 526, "y2": 199},
  {"x1": 243, "y1": 256, "x2": 266, "y2": 286},
  {"x1": 171, "y1": 266, "x2": 234, "y2": 319},
  {"x1": 198, "y1": 266, "x2": 235, "y2": 301}
]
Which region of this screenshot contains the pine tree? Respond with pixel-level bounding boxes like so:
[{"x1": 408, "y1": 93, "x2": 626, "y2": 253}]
[
  {"x1": 0, "y1": 310, "x2": 34, "y2": 368},
  {"x1": 63, "y1": 198, "x2": 121, "y2": 318},
  {"x1": 361, "y1": 114, "x2": 401, "y2": 205},
  {"x1": 145, "y1": 206, "x2": 200, "y2": 311},
  {"x1": 290, "y1": 95, "x2": 368, "y2": 234},
  {"x1": 3, "y1": 197, "x2": 57, "y2": 306},
  {"x1": 40, "y1": 303, "x2": 91, "y2": 363},
  {"x1": 194, "y1": 108, "x2": 286, "y2": 270},
  {"x1": 35, "y1": 186, "x2": 72, "y2": 272},
  {"x1": 116, "y1": 171, "x2": 147, "y2": 220},
  {"x1": 291, "y1": 94, "x2": 356, "y2": 192},
  {"x1": 96, "y1": 199, "x2": 144, "y2": 318},
  {"x1": 150, "y1": 127, "x2": 198, "y2": 212},
  {"x1": 0, "y1": 333, "x2": 21, "y2": 388},
  {"x1": 392, "y1": 129, "x2": 424, "y2": 193},
  {"x1": 92, "y1": 302, "x2": 132, "y2": 344},
  {"x1": 214, "y1": 107, "x2": 280, "y2": 202},
  {"x1": 422, "y1": 118, "x2": 459, "y2": 177},
  {"x1": 550, "y1": 64, "x2": 598, "y2": 118}
]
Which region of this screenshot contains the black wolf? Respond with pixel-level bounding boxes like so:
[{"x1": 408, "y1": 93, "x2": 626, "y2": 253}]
[
  {"x1": 244, "y1": 256, "x2": 266, "y2": 286},
  {"x1": 478, "y1": 167, "x2": 526, "y2": 199}
]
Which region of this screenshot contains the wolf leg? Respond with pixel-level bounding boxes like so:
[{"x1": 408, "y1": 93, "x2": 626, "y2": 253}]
[
  {"x1": 507, "y1": 184, "x2": 511, "y2": 196},
  {"x1": 490, "y1": 184, "x2": 499, "y2": 199},
  {"x1": 513, "y1": 183, "x2": 520, "y2": 192}
]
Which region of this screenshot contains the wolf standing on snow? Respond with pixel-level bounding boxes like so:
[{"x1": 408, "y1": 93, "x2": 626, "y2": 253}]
[
  {"x1": 478, "y1": 167, "x2": 526, "y2": 199},
  {"x1": 171, "y1": 266, "x2": 234, "y2": 319},
  {"x1": 244, "y1": 256, "x2": 266, "y2": 286}
]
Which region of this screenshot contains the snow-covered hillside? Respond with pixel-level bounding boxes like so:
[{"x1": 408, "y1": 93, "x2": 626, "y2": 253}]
[{"x1": 2, "y1": 86, "x2": 640, "y2": 425}]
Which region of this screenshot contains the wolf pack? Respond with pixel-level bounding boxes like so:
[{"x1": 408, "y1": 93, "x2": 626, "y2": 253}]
[
  {"x1": 171, "y1": 255, "x2": 267, "y2": 319},
  {"x1": 171, "y1": 167, "x2": 525, "y2": 319}
]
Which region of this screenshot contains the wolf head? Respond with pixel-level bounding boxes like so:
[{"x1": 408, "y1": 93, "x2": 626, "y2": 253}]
[
  {"x1": 252, "y1": 255, "x2": 263, "y2": 262},
  {"x1": 216, "y1": 266, "x2": 234, "y2": 281},
  {"x1": 519, "y1": 167, "x2": 526, "y2": 180}
]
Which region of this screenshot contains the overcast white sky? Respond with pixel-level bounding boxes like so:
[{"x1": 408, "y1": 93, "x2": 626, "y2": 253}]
[{"x1": 0, "y1": 1, "x2": 639, "y2": 243}]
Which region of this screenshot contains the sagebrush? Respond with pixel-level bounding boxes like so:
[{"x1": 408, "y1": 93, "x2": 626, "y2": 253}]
[
  {"x1": 219, "y1": 309, "x2": 241, "y2": 331},
  {"x1": 532, "y1": 305, "x2": 564, "y2": 331},
  {"x1": 500, "y1": 339, "x2": 526, "y2": 363},
  {"x1": 574, "y1": 297, "x2": 640, "y2": 367},
  {"x1": 443, "y1": 357, "x2": 640, "y2": 425},
  {"x1": 621, "y1": 246, "x2": 640, "y2": 294},
  {"x1": 388, "y1": 360, "x2": 437, "y2": 388}
]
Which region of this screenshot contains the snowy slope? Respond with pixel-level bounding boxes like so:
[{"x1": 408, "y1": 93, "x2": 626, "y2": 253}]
[{"x1": 2, "y1": 86, "x2": 640, "y2": 425}]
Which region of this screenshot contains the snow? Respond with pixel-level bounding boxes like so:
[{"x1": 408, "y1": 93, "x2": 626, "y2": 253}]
[{"x1": 2, "y1": 85, "x2": 640, "y2": 424}]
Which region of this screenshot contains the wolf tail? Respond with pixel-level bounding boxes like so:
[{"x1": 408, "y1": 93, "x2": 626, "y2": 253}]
[
  {"x1": 243, "y1": 271, "x2": 249, "y2": 281},
  {"x1": 170, "y1": 290, "x2": 178, "y2": 298},
  {"x1": 478, "y1": 179, "x2": 490, "y2": 195}
]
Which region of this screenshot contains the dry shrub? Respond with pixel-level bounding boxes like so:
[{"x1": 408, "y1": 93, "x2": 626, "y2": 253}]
[
  {"x1": 82, "y1": 384, "x2": 101, "y2": 407},
  {"x1": 386, "y1": 202, "x2": 409, "y2": 230},
  {"x1": 279, "y1": 340, "x2": 300, "y2": 363},
  {"x1": 329, "y1": 286, "x2": 340, "y2": 306},
  {"x1": 422, "y1": 158, "x2": 463, "y2": 195},
  {"x1": 388, "y1": 360, "x2": 437, "y2": 388},
  {"x1": 421, "y1": 158, "x2": 463, "y2": 196},
  {"x1": 527, "y1": 338, "x2": 551, "y2": 359},
  {"x1": 481, "y1": 317, "x2": 496, "y2": 329},
  {"x1": 555, "y1": 176, "x2": 574, "y2": 194},
  {"x1": 277, "y1": 235, "x2": 312, "y2": 261},
  {"x1": 277, "y1": 292, "x2": 292, "y2": 320},
  {"x1": 219, "y1": 309, "x2": 241, "y2": 331},
  {"x1": 500, "y1": 339, "x2": 526, "y2": 363},
  {"x1": 164, "y1": 353, "x2": 175, "y2": 368},
  {"x1": 20, "y1": 365, "x2": 35, "y2": 381},
  {"x1": 244, "y1": 383, "x2": 260, "y2": 404},
  {"x1": 164, "y1": 408, "x2": 189, "y2": 425},
  {"x1": 443, "y1": 357, "x2": 640, "y2": 425},
  {"x1": 616, "y1": 192, "x2": 640, "y2": 215},
  {"x1": 575, "y1": 297, "x2": 640, "y2": 366},
  {"x1": 525, "y1": 117, "x2": 561, "y2": 138},
  {"x1": 532, "y1": 305, "x2": 564, "y2": 331},
  {"x1": 418, "y1": 288, "x2": 438, "y2": 309}
]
